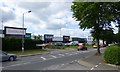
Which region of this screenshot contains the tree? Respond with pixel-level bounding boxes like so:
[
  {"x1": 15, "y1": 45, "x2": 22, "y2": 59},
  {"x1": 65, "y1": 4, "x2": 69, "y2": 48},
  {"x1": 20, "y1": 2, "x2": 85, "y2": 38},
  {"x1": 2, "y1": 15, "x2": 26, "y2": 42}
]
[
  {"x1": 101, "y1": 29, "x2": 115, "y2": 45},
  {"x1": 33, "y1": 35, "x2": 42, "y2": 40},
  {"x1": 71, "y1": 2, "x2": 120, "y2": 54}
]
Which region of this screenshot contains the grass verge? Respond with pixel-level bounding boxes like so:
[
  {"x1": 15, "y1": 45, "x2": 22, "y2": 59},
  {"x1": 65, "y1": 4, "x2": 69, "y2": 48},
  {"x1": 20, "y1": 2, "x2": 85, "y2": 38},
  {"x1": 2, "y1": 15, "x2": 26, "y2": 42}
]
[{"x1": 6, "y1": 49, "x2": 49, "y2": 55}]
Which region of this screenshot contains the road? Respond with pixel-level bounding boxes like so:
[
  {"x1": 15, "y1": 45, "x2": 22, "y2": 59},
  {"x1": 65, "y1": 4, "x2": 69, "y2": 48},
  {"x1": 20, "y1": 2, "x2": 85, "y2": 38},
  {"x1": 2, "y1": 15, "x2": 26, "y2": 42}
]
[{"x1": 2, "y1": 48, "x2": 104, "y2": 70}]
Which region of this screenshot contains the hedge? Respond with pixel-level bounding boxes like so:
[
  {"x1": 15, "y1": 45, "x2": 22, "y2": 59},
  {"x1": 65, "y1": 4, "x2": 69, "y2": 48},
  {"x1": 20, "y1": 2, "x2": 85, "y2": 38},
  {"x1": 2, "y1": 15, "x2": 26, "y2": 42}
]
[
  {"x1": 46, "y1": 45, "x2": 65, "y2": 49},
  {"x1": 2, "y1": 38, "x2": 43, "y2": 51},
  {"x1": 104, "y1": 45, "x2": 120, "y2": 65}
]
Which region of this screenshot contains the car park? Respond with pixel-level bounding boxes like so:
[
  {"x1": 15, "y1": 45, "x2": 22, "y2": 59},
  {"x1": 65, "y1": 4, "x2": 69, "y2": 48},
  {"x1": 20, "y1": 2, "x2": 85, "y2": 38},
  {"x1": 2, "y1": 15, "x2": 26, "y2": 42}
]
[{"x1": 0, "y1": 50, "x2": 17, "y2": 61}]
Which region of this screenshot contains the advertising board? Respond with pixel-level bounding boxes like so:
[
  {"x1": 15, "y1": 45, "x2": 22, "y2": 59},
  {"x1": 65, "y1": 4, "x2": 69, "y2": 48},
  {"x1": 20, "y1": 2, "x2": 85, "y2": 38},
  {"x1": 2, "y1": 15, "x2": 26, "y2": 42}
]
[{"x1": 5, "y1": 27, "x2": 26, "y2": 35}]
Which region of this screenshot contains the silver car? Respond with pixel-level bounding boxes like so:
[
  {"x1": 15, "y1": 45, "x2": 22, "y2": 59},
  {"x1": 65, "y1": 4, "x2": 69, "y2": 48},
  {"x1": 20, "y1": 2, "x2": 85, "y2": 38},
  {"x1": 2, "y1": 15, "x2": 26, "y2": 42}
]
[{"x1": 0, "y1": 50, "x2": 17, "y2": 61}]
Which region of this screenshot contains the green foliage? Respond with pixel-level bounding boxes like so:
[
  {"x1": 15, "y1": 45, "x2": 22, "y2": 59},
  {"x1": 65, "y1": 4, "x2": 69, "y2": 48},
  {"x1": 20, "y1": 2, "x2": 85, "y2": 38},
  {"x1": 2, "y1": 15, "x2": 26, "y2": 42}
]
[
  {"x1": 104, "y1": 45, "x2": 120, "y2": 65},
  {"x1": 2, "y1": 38, "x2": 43, "y2": 51},
  {"x1": 115, "y1": 33, "x2": 120, "y2": 44},
  {"x1": 71, "y1": 2, "x2": 120, "y2": 53},
  {"x1": 46, "y1": 45, "x2": 65, "y2": 49}
]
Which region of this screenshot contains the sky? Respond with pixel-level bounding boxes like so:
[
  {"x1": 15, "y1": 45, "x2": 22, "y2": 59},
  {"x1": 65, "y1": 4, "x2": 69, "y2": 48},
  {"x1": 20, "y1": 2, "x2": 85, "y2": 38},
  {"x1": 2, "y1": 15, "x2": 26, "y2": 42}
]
[{"x1": 0, "y1": 0, "x2": 118, "y2": 38}]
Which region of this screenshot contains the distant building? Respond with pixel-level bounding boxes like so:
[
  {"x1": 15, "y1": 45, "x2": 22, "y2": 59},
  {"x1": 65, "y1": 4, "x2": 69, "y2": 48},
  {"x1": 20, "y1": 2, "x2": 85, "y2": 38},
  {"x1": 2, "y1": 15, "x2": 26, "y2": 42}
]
[
  {"x1": 1, "y1": 26, "x2": 31, "y2": 39},
  {"x1": 87, "y1": 36, "x2": 93, "y2": 44},
  {"x1": 72, "y1": 37, "x2": 87, "y2": 43}
]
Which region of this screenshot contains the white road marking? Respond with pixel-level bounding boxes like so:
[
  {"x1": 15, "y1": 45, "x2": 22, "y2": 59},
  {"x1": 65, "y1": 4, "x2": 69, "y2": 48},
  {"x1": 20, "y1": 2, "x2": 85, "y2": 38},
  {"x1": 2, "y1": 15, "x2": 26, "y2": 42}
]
[
  {"x1": 51, "y1": 55, "x2": 57, "y2": 58},
  {"x1": 65, "y1": 53, "x2": 69, "y2": 54},
  {"x1": 90, "y1": 67, "x2": 94, "y2": 70},
  {"x1": 69, "y1": 54, "x2": 73, "y2": 55},
  {"x1": 71, "y1": 52, "x2": 78, "y2": 54},
  {"x1": 61, "y1": 64, "x2": 64, "y2": 66},
  {"x1": 95, "y1": 65, "x2": 98, "y2": 67},
  {"x1": 72, "y1": 52, "x2": 77, "y2": 54},
  {"x1": 23, "y1": 62, "x2": 31, "y2": 65},
  {"x1": 58, "y1": 54, "x2": 64, "y2": 56},
  {"x1": 10, "y1": 63, "x2": 22, "y2": 67},
  {"x1": 75, "y1": 53, "x2": 78, "y2": 54},
  {"x1": 77, "y1": 51, "x2": 81, "y2": 53},
  {"x1": 74, "y1": 60, "x2": 78, "y2": 62},
  {"x1": 41, "y1": 57, "x2": 46, "y2": 60}
]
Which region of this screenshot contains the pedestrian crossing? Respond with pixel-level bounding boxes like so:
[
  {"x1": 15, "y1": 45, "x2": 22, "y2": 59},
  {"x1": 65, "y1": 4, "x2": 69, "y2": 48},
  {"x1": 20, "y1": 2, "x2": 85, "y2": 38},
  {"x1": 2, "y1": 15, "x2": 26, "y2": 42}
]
[{"x1": 39, "y1": 50, "x2": 94, "y2": 61}]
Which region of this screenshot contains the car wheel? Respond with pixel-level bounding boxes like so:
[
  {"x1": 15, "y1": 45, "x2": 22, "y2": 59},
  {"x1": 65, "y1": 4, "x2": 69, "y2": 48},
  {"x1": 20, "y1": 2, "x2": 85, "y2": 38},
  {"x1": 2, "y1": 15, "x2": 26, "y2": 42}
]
[{"x1": 9, "y1": 56, "x2": 15, "y2": 61}]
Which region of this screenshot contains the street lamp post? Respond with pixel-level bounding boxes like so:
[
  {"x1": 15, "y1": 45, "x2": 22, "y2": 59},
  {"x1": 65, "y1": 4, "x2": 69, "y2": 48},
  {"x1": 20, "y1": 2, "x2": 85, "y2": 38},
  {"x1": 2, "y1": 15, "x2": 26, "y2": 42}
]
[{"x1": 22, "y1": 10, "x2": 31, "y2": 54}]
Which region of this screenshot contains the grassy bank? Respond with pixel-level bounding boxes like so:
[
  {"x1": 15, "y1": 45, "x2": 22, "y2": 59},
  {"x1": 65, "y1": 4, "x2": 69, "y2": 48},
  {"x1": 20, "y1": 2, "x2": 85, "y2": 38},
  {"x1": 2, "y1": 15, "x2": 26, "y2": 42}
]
[{"x1": 6, "y1": 49, "x2": 49, "y2": 55}]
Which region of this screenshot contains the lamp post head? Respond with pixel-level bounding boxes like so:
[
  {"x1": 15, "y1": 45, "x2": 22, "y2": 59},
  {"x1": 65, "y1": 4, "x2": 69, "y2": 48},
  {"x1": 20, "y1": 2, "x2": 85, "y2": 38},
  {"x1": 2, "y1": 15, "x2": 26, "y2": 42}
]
[{"x1": 28, "y1": 11, "x2": 31, "y2": 13}]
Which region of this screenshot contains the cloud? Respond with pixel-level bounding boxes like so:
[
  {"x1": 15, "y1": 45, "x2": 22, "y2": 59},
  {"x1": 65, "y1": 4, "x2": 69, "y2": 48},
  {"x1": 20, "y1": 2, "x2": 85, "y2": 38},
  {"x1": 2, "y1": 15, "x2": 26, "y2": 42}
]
[
  {"x1": 17, "y1": 2, "x2": 73, "y2": 30},
  {"x1": 0, "y1": 6, "x2": 16, "y2": 23},
  {"x1": 18, "y1": 2, "x2": 51, "y2": 11},
  {"x1": 1, "y1": 1, "x2": 91, "y2": 38}
]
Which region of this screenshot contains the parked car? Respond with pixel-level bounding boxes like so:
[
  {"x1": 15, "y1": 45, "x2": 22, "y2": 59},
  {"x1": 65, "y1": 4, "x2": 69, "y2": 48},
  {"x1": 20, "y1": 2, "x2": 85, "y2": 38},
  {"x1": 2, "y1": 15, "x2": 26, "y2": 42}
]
[
  {"x1": 0, "y1": 50, "x2": 17, "y2": 61},
  {"x1": 70, "y1": 41, "x2": 79, "y2": 46},
  {"x1": 77, "y1": 43, "x2": 87, "y2": 51},
  {"x1": 64, "y1": 43, "x2": 71, "y2": 46},
  {"x1": 54, "y1": 42, "x2": 64, "y2": 46}
]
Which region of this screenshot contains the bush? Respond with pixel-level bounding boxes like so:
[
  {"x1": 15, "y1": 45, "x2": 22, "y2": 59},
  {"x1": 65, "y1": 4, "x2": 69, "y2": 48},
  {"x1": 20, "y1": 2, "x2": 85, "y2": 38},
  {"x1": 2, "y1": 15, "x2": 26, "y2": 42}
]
[
  {"x1": 47, "y1": 45, "x2": 65, "y2": 49},
  {"x1": 104, "y1": 45, "x2": 120, "y2": 65},
  {"x1": 2, "y1": 38, "x2": 43, "y2": 51}
]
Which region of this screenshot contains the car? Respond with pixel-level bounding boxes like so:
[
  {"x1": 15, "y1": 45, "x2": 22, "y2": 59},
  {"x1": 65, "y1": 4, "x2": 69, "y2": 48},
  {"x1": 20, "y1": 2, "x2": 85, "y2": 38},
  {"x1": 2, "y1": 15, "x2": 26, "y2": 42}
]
[
  {"x1": 54, "y1": 42, "x2": 64, "y2": 46},
  {"x1": 93, "y1": 45, "x2": 97, "y2": 48},
  {"x1": 77, "y1": 43, "x2": 87, "y2": 51},
  {"x1": 64, "y1": 43, "x2": 71, "y2": 46},
  {"x1": 0, "y1": 50, "x2": 17, "y2": 61}
]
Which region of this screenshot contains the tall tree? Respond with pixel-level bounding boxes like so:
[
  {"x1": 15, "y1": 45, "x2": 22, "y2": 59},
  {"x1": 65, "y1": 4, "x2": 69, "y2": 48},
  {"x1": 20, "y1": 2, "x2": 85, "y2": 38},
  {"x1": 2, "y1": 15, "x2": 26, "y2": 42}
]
[{"x1": 71, "y1": 2, "x2": 120, "y2": 54}]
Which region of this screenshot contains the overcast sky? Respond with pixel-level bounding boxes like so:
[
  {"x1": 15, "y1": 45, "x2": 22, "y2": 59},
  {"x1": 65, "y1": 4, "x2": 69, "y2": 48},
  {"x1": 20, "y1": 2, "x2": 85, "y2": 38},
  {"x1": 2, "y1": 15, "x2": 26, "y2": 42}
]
[{"x1": 0, "y1": 0, "x2": 95, "y2": 38}]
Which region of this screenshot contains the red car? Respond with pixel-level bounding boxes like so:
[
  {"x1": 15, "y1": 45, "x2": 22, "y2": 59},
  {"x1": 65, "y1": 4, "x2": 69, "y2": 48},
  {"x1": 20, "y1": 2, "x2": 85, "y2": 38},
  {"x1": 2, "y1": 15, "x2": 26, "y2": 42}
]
[{"x1": 77, "y1": 43, "x2": 87, "y2": 51}]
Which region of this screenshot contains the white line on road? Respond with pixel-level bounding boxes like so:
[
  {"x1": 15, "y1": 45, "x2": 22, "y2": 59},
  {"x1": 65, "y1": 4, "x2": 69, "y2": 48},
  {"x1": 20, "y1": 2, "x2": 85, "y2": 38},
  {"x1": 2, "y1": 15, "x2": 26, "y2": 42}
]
[
  {"x1": 90, "y1": 67, "x2": 94, "y2": 70},
  {"x1": 69, "y1": 54, "x2": 73, "y2": 55},
  {"x1": 51, "y1": 55, "x2": 57, "y2": 58},
  {"x1": 77, "y1": 51, "x2": 81, "y2": 53},
  {"x1": 61, "y1": 64, "x2": 65, "y2": 66},
  {"x1": 95, "y1": 65, "x2": 98, "y2": 67},
  {"x1": 75, "y1": 53, "x2": 78, "y2": 54},
  {"x1": 41, "y1": 57, "x2": 46, "y2": 60},
  {"x1": 72, "y1": 52, "x2": 77, "y2": 54},
  {"x1": 10, "y1": 63, "x2": 22, "y2": 67},
  {"x1": 58, "y1": 54, "x2": 64, "y2": 56},
  {"x1": 65, "y1": 53, "x2": 69, "y2": 54},
  {"x1": 23, "y1": 62, "x2": 31, "y2": 65}
]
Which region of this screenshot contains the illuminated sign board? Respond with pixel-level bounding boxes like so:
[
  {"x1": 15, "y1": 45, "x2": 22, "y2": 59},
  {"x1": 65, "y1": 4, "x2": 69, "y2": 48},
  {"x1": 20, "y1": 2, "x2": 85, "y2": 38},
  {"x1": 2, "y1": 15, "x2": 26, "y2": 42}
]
[
  {"x1": 5, "y1": 27, "x2": 26, "y2": 35},
  {"x1": 63, "y1": 36, "x2": 70, "y2": 43},
  {"x1": 44, "y1": 34, "x2": 54, "y2": 43}
]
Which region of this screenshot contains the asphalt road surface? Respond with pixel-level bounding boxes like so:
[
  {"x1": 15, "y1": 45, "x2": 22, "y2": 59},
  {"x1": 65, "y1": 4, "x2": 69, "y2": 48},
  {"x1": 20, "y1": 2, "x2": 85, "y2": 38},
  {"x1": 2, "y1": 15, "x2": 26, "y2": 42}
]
[{"x1": 2, "y1": 48, "x2": 104, "y2": 70}]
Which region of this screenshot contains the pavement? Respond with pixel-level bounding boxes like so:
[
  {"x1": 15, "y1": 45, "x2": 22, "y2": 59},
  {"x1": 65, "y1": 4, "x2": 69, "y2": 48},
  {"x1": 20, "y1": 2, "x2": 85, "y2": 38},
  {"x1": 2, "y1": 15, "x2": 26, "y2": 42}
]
[
  {"x1": 78, "y1": 54, "x2": 119, "y2": 70},
  {"x1": 55, "y1": 52, "x2": 120, "y2": 71}
]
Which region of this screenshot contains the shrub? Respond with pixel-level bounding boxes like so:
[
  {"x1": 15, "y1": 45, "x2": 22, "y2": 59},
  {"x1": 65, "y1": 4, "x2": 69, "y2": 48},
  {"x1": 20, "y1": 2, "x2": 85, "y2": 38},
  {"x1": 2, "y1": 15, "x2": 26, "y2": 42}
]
[
  {"x1": 104, "y1": 45, "x2": 120, "y2": 65},
  {"x1": 2, "y1": 38, "x2": 43, "y2": 51},
  {"x1": 47, "y1": 45, "x2": 65, "y2": 49}
]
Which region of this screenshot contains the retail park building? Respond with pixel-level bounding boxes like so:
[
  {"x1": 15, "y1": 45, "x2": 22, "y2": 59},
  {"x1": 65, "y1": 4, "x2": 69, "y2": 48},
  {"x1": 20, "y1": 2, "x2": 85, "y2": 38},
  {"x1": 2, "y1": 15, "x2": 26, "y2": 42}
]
[{"x1": 0, "y1": 26, "x2": 93, "y2": 44}]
